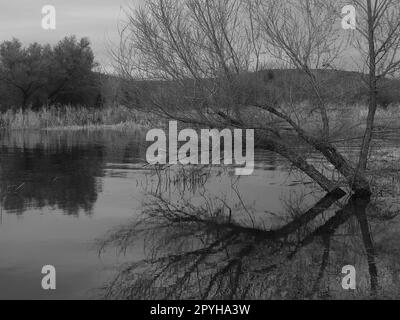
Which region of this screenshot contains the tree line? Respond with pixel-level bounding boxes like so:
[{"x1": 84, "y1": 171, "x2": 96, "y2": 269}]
[{"x1": 0, "y1": 36, "x2": 102, "y2": 110}]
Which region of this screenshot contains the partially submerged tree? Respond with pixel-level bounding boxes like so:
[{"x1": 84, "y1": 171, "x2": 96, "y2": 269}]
[
  {"x1": 115, "y1": 0, "x2": 400, "y2": 196},
  {"x1": 350, "y1": 0, "x2": 400, "y2": 175}
]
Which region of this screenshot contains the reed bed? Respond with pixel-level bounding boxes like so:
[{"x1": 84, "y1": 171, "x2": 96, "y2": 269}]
[
  {"x1": 0, "y1": 103, "x2": 399, "y2": 134},
  {"x1": 0, "y1": 105, "x2": 163, "y2": 130}
]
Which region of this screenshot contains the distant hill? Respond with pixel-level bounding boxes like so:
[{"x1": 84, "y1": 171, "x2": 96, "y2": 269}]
[
  {"x1": 249, "y1": 69, "x2": 400, "y2": 108},
  {"x1": 96, "y1": 69, "x2": 400, "y2": 109}
]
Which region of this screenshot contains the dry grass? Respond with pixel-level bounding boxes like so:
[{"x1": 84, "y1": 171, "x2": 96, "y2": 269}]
[
  {"x1": 0, "y1": 105, "x2": 164, "y2": 130},
  {"x1": 1, "y1": 103, "x2": 399, "y2": 135}
]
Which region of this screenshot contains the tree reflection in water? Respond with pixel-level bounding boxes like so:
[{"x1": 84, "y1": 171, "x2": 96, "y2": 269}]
[
  {"x1": 0, "y1": 130, "x2": 146, "y2": 216},
  {"x1": 101, "y1": 173, "x2": 399, "y2": 300}
]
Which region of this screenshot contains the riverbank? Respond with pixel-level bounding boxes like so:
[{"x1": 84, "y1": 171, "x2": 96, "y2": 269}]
[
  {"x1": 0, "y1": 105, "x2": 163, "y2": 130},
  {"x1": 0, "y1": 104, "x2": 399, "y2": 135}
]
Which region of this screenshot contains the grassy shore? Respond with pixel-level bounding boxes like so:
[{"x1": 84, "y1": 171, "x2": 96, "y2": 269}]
[
  {"x1": 0, "y1": 105, "x2": 162, "y2": 130},
  {"x1": 0, "y1": 103, "x2": 399, "y2": 133}
]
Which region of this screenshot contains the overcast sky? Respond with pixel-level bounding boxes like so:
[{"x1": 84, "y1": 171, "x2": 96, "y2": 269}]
[
  {"x1": 0, "y1": 0, "x2": 141, "y2": 69},
  {"x1": 0, "y1": 1, "x2": 365, "y2": 73}
]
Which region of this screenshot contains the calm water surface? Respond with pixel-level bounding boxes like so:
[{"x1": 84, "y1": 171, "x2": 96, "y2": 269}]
[
  {"x1": 0, "y1": 130, "x2": 301, "y2": 299},
  {"x1": 0, "y1": 130, "x2": 399, "y2": 299}
]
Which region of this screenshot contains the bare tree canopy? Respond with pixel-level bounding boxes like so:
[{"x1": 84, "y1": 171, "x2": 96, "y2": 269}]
[{"x1": 114, "y1": 0, "x2": 400, "y2": 196}]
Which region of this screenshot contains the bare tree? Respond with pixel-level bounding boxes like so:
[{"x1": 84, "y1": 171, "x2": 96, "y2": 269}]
[
  {"x1": 350, "y1": 0, "x2": 400, "y2": 175},
  {"x1": 113, "y1": 0, "x2": 400, "y2": 196}
]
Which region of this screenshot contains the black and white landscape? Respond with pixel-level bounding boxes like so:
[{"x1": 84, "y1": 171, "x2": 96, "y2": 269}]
[{"x1": 0, "y1": 0, "x2": 400, "y2": 301}]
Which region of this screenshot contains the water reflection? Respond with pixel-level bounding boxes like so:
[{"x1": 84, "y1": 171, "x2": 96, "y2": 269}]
[
  {"x1": 0, "y1": 144, "x2": 104, "y2": 215},
  {"x1": 101, "y1": 184, "x2": 398, "y2": 300},
  {"x1": 0, "y1": 130, "x2": 146, "y2": 216},
  {"x1": 0, "y1": 129, "x2": 399, "y2": 299}
]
